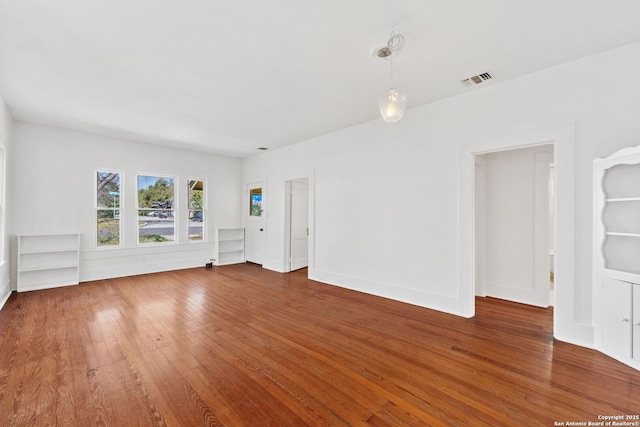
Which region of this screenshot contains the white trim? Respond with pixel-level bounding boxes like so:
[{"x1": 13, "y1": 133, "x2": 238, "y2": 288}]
[
  {"x1": 309, "y1": 268, "x2": 461, "y2": 314},
  {"x1": 0, "y1": 258, "x2": 11, "y2": 310},
  {"x1": 0, "y1": 283, "x2": 11, "y2": 311},
  {"x1": 284, "y1": 180, "x2": 292, "y2": 272},
  {"x1": 458, "y1": 123, "x2": 580, "y2": 342}
]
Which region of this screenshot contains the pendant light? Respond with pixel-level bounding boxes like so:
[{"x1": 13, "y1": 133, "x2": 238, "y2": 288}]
[{"x1": 377, "y1": 32, "x2": 407, "y2": 122}]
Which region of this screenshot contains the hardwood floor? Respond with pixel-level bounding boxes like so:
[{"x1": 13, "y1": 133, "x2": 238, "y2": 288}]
[{"x1": 1, "y1": 263, "x2": 639, "y2": 426}]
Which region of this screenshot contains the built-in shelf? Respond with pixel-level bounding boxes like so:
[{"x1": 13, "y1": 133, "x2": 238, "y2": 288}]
[
  {"x1": 17, "y1": 234, "x2": 80, "y2": 292},
  {"x1": 214, "y1": 228, "x2": 245, "y2": 266},
  {"x1": 594, "y1": 145, "x2": 640, "y2": 371}
]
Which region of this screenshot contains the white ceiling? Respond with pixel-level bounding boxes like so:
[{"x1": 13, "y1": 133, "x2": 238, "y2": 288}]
[{"x1": 2, "y1": 1, "x2": 640, "y2": 157}]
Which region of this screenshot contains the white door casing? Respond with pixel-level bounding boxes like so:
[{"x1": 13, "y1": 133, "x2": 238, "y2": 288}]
[
  {"x1": 475, "y1": 157, "x2": 487, "y2": 297},
  {"x1": 533, "y1": 151, "x2": 553, "y2": 307},
  {"x1": 290, "y1": 179, "x2": 309, "y2": 271}
]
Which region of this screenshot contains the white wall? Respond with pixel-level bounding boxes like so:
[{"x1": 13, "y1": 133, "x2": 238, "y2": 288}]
[
  {"x1": 11, "y1": 123, "x2": 242, "y2": 283},
  {"x1": 0, "y1": 94, "x2": 13, "y2": 309},
  {"x1": 242, "y1": 40, "x2": 640, "y2": 349}
]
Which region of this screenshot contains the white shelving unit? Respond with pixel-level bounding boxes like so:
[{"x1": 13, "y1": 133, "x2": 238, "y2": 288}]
[
  {"x1": 593, "y1": 146, "x2": 640, "y2": 370},
  {"x1": 17, "y1": 233, "x2": 80, "y2": 292},
  {"x1": 214, "y1": 228, "x2": 245, "y2": 266}
]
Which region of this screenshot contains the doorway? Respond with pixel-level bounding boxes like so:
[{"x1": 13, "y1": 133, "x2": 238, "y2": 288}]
[
  {"x1": 285, "y1": 178, "x2": 309, "y2": 272},
  {"x1": 245, "y1": 182, "x2": 266, "y2": 265},
  {"x1": 474, "y1": 144, "x2": 555, "y2": 308}
]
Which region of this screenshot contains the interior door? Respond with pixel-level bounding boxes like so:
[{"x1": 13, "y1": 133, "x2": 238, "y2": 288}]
[
  {"x1": 245, "y1": 183, "x2": 266, "y2": 265},
  {"x1": 290, "y1": 179, "x2": 309, "y2": 271}
]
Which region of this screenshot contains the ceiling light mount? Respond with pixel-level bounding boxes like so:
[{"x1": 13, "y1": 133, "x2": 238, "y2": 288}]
[
  {"x1": 374, "y1": 32, "x2": 406, "y2": 61},
  {"x1": 376, "y1": 46, "x2": 393, "y2": 59}
]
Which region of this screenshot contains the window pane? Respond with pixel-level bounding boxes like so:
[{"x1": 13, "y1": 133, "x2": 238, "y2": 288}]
[
  {"x1": 188, "y1": 179, "x2": 204, "y2": 241},
  {"x1": 138, "y1": 175, "x2": 175, "y2": 243},
  {"x1": 97, "y1": 209, "x2": 120, "y2": 246},
  {"x1": 97, "y1": 172, "x2": 120, "y2": 208},
  {"x1": 250, "y1": 188, "x2": 263, "y2": 217},
  {"x1": 96, "y1": 171, "x2": 121, "y2": 247}
]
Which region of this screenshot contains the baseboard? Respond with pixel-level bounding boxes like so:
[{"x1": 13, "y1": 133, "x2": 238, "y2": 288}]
[
  {"x1": 80, "y1": 258, "x2": 211, "y2": 282},
  {"x1": 309, "y1": 268, "x2": 463, "y2": 316},
  {"x1": 0, "y1": 279, "x2": 12, "y2": 311},
  {"x1": 553, "y1": 321, "x2": 595, "y2": 349},
  {"x1": 572, "y1": 322, "x2": 595, "y2": 348},
  {"x1": 262, "y1": 260, "x2": 285, "y2": 273}
]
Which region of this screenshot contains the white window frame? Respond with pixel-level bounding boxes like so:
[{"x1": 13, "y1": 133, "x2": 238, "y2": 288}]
[
  {"x1": 136, "y1": 173, "x2": 177, "y2": 245},
  {"x1": 0, "y1": 146, "x2": 6, "y2": 260},
  {"x1": 187, "y1": 178, "x2": 206, "y2": 242},
  {"x1": 95, "y1": 169, "x2": 123, "y2": 249}
]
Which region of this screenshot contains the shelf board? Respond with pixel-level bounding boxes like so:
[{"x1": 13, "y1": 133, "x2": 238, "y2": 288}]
[
  {"x1": 606, "y1": 197, "x2": 640, "y2": 202},
  {"x1": 19, "y1": 248, "x2": 79, "y2": 255},
  {"x1": 603, "y1": 268, "x2": 640, "y2": 281},
  {"x1": 19, "y1": 264, "x2": 79, "y2": 273},
  {"x1": 606, "y1": 232, "x2": 640, "y2": 237},
  {"x1": 18, "y1": 280, "x2": 79, "y2": 292}
]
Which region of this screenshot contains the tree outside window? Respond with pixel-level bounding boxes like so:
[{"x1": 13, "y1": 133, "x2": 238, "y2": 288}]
[
  {"x1": 250, "y1": 188, "x2": 263, "y2": 217},
  {"x1": 96, "y1": 171, "x2": 121, "y2": 247},
  {"x1": 188, "y1": 179, "x2": 205, "y2": 241},
  {"x1": 137, "y1": 175, "x2": 175, "y2": 244}
]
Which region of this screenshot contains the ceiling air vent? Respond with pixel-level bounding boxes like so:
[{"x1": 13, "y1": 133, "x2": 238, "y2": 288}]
[
  {"x1": 257, "y1": 147, "x2": 269, "y2": 151},
  {"x1": 461, "y1": 72, "x2": 492, "y2": 86}
]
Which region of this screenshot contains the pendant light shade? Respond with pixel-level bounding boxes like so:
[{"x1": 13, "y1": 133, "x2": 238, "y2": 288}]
[
  {"x1": 378, "y1": 87, "x2": 407, "y2": 122},
  {"x1": 375, "y1": 32, "x2": 407, "y2": 122}
]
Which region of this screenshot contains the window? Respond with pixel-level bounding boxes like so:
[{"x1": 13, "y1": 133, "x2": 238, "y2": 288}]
[
  {"x1": 250, "y1": 187, "x2": 263, "y2": 217},
  {"x1": 137, "y1": 175, "x2": 175, "y2": 244},
  {"x1": 0, "y1": 147, "x2": 5, "y2": 259},
  {"x1": 96, "y1": 171, "x2": 121, "y2": 247},
  {"x1": 188, "y1": 179, "x2": 205, "y2": 241}
]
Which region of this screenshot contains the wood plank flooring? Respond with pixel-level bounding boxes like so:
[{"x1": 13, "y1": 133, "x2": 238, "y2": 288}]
[{"x1": 1, "y1": 263, "x2": 639, "y2": 426}]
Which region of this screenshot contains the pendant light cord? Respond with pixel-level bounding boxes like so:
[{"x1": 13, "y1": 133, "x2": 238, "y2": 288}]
[
  {"x1": 387, "y1": 32, "x2": 405, "y2": 52},
  {"x1": 386, "y1": 32, "x2": 404, "y2": 88}
]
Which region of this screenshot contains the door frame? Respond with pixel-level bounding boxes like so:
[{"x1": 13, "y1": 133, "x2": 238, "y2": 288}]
[
  {"x1": 283, "y1": 171, "x2": 314, "y2": 274},
  {"x1": 457, "y1": 123, "x2": 581, "y2": 344}
]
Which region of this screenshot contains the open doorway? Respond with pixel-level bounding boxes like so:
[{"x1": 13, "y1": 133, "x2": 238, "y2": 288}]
[
  {"x1": 458, "y1": 124, "x2": 576, "y2": 338},
  {"x1": 474, "y1": 144, "x2": 555, "y2": 308}
]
